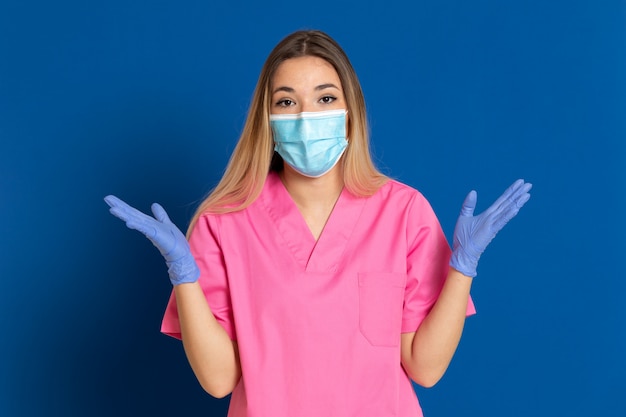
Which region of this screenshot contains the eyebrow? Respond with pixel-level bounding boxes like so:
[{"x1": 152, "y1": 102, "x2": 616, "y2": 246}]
[
  {"x1": 272, "y1": 83, "x2": 340, "y2": 95},
  {"x1": 315, "y1": 83, "x2": 340, "y2": 91}
]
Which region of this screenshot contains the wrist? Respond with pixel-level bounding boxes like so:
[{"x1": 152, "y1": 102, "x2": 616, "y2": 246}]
[
  {"x1": 449, "y1": 248, "x2": 478, "y2": 278},
  {"x1": 167, "y1": 252, "x2": 200, "y2": 285}
]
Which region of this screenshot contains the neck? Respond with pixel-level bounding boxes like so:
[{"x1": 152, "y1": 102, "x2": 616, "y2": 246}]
[{"x1": 279, "y1": 164, "x2": 344, "y2": 210}]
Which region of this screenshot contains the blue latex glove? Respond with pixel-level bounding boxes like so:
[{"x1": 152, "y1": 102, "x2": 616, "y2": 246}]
[
  {"x1": 104, "y1": 195, "x2": 200, "y2": 286},
  {"x1": 450, "y1": 179, "x2": 532, "y2": 277}
]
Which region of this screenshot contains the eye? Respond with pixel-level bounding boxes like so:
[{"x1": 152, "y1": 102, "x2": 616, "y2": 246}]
[
  {"x1": 319, "y1": 95, "x2": 336, "y2": 104},
  {"x1": 275, "y1": 98, "x2": 295, "y2": 107}
]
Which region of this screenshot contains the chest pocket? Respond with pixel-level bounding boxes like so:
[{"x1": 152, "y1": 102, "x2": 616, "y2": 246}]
[{"x1": 358, "y1": 272, "x2": 406, "y2": 347}]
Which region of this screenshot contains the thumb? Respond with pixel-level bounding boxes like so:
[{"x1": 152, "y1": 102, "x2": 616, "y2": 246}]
[
  {"x1": 151, "y1": 203, "x2": 172, "y2": 224},
  {"x1": 460, "y1": 190, "x2": 477, "y2": 217}
]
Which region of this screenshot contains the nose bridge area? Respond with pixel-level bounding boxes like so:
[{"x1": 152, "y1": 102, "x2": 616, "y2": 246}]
[{"x1": 300, "y1": 97, "x2": 314, "y2": 113}]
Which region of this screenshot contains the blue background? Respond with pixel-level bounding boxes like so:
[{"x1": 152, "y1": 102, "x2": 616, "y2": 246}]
[{"x1": 1, "y1": 0, "x2": 624, "y2": 416}]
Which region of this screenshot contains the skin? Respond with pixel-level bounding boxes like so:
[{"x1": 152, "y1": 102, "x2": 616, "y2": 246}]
[
  {"x1": 271, "y1": 56, "x2": 473, "y2": 388},
  {"x1": 400, "y1": 268, "x2": 472, "y2": 387},
  {"x1": 178, "y1": 55, "x2": 473, "y2": 397},
  {"x1": 175, "y1": 282, "x2": 241, "y2": 398},
  {"x1": 270, "y1": 56, "x2": 347, "y2": 240}
]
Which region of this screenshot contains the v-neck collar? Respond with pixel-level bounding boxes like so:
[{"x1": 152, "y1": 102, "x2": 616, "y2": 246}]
[{"x1": 261, "y1": 172, "x2": 366, "y2": 272}]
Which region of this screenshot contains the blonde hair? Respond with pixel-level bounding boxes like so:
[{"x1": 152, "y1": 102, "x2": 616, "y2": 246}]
[{"x1": 187, "y1": 30, "x2": 388, "y2": 234}]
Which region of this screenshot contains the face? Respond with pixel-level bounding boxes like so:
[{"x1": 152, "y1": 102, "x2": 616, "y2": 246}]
[{"x1": 270, "y1": 56, "x2": 347, "y2": 115}]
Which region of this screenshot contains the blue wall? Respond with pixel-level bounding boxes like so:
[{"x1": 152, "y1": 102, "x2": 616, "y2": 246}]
[{"x1": 1, "y1": 1, "x2": 624, "y2": 416}]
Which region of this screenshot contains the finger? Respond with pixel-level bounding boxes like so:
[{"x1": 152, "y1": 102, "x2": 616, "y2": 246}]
[
  {"x1": 125, "y1": 219, "x2": 158, "y2": 239},
  {"x1": 105, "y1": 196, "x2": 159, "y2": 233},
  {"x1": 498, "y1": 184, "x2": 532, "y2": 212},
  {"x1": 104, "y1": 194, "x2": 128, "y2": 210},
  {"x1": 108, "y1": 204, "x2": 138, "y2": 223},
  {"x1": 108, "y1": 202, "x2": 151, "y2": 223},
  {"x1": 491, "y1": 191, "x2": 531, "y2": 231},
  {"x1": 491, "y1": 205, "x2": 520, "y2": 231},
  {"x1": 151, "y1": 203, "x2": 172, "y2": 224},
  {"x1": 509, "y1": 182, "x2": 532, "y2": 204},
  {"x1": 105, "y1": 195, "x2": 139, "y2": 219},
  {"x1": 488, "y1": 179, "x2": 525, "y2": 212},
  {"x1": 490, "y1": 180, "x2": 533, "y2": 214},
  {"x1": 460, "y1": 190, "x2": 477, "y2": 217},
  {"x1": 512, "y1": 189, "x2": 531, "y2": 209}
]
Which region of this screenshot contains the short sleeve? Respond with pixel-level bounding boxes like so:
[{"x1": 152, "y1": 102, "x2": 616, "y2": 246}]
[
  {"x1": 401, "y1": 193, "x2": 476, "y2": 333},
  {"x1": 161, "y1": 214, "x2": 236, "y2": 340}
]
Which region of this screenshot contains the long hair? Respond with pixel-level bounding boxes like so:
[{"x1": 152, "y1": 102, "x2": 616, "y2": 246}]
[{"x1": 187, "y1": 30, "x2": 388, "y2": 234}]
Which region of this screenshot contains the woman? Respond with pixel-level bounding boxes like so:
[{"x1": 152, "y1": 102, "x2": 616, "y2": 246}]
[{"x1": 105, "y1": 30, "x2": 531, "y2": 416}]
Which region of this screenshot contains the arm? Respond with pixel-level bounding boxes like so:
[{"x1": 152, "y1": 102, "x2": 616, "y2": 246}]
[
  {"x1": 104, "y1": 195, "x2": 241, "y2": 397},
  {"x1": 401, "y1": 179, "x2": 532, "y2": 387},
  {"x1": 175, "y1": 282, "x2": 241, "y2": 398},
  {"x1": 401, "y1": 268, "x2": 471, "y2": 387}
]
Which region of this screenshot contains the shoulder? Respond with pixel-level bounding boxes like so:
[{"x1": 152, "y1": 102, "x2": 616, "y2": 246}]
[
  {"x1": 363, "y1": 179, "x2": 442, "y2": 230},
  {"x1": 194, "y1": 172, "x2": 280, "y2": 222},
  {"x1": 372, "y1": 178, "x2": 431, "y2": 207}
]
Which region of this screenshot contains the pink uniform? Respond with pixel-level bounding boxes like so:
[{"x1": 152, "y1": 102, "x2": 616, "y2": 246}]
[{"x1": 162, "y1": 171, "x2": 475, "y2": 416}]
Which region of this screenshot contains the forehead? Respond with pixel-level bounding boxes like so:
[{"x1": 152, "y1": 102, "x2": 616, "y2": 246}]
[{"x1": 271, "y1": 56, "x2": 341, "y2": 89}]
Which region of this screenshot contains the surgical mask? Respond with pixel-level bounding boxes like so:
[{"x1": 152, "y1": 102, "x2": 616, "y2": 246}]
[{"x1": 270, "y1": 109, "x2": 348, "y2": 178}]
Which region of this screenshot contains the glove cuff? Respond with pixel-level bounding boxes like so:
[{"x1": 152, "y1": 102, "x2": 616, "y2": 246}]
[
  {"x1": 166, "y1": 252, "x2": 200, "y2": 285},
  {"x1": 450, "y1": 248, "x2": 479, "y2": 278}
]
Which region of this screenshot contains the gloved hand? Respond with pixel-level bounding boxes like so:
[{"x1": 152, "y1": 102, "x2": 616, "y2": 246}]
[
  {"x1": 450, "y1": 179, "x2": 532, "y2": 277},
  {"x1": 104, "y1": 195, "x2": 200, "y2": 286}
]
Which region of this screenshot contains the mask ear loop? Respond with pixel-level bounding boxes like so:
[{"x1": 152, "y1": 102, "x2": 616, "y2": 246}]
[
  {"x1": 341, "y1": 109, "x2": 350, "y2": 174},
  {"x1": 345, "y1": 110, "x2": 350, "y2": 143},
  {"x1": 268, "y1": 117, "x2": 284, "y2": 172}
]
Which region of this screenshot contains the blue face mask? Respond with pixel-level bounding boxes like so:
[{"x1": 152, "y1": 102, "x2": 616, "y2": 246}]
[{"x1": 270, "y1": 109, "x2": 348, "y2": 178}]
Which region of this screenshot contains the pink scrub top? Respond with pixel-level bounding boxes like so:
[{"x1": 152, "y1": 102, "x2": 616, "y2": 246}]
[{"x1": 162, "y1": 171, "x2": 475, "y2": 417}]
